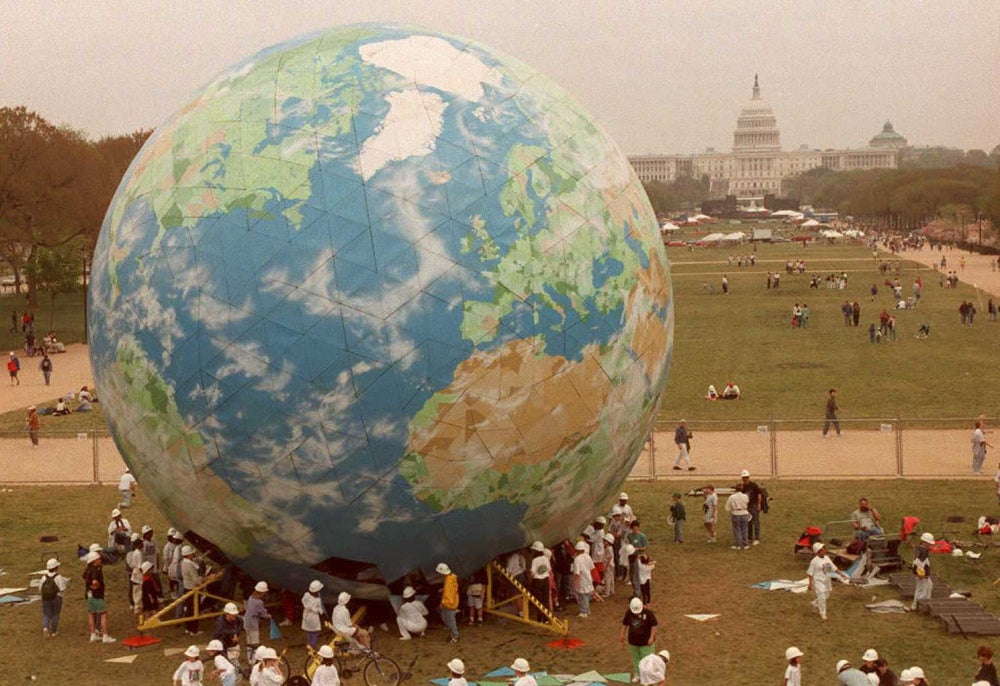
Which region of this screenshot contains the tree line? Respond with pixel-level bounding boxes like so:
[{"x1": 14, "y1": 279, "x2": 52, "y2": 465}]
[{"x1": 0, "y1": 106, "x2": 150, "y2": 308}]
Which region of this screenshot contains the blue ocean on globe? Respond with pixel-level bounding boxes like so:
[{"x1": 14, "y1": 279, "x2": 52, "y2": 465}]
[{"x1": 89, "y1": 24, "x2": 672, "y2": 598}]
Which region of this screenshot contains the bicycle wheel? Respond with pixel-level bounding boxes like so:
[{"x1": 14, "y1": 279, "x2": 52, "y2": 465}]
[
  {"x1": 303, "y1": 652, "x2": 321, "y2": 681},
  {"x1": 363, "y1": 654, "x2": 401, "y2": 686},
  {"x1": 280, "y1": 655, "x2": 293, "y2": 684}
]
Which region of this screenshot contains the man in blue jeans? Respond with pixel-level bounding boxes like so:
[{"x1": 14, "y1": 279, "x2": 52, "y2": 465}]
[
  {"x1": 740, "y1": 470, "x2": 764, "y2": 546},
  {"x1": 41, "y1": 558, "x2": 69, "y2": 637}
]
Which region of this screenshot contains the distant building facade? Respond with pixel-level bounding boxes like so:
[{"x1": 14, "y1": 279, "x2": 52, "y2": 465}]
[{"x1": 628, "y1": 76, "x2": 904, "y2": 206}]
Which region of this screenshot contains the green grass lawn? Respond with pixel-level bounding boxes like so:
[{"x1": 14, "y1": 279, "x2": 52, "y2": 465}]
[
  {"x1": 659, "y1": 242, "x2": 997, "y2": 422},
  {"x1": 1, "y1": 288, "x2": 88, "y2": 353},
  {"x1": 2, "y1": 480, "x2": 998, "y2": 683}
]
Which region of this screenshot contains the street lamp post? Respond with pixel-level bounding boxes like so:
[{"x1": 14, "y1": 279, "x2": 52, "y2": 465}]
[{"x1": 80, "y1": 246, "x2": 90, "y2": 340}]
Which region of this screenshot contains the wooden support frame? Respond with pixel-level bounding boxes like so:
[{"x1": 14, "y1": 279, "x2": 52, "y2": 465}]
[
  {"x1": 137, "y1": 573, "x2": 235, "y2": 631},
  {"x1": 485, "y1": 560, "x2": 568, "y2": 636}
]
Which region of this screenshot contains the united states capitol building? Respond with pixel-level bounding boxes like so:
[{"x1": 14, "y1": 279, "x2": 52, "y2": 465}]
[{"x1": 628, "y1": 76, "x2": 907, "y2": 206}]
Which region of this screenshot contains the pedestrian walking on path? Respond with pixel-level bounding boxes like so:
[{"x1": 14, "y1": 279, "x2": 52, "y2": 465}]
[{"x1": 822, "y1": 388, "x2": 842, "y2": 437}]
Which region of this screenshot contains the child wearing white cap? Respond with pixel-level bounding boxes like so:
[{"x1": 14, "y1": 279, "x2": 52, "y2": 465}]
[
  {"x1": 621, "y1": 597, "x2": 658, "y2": 681},
  {"x1": 244, "y1": 581, "x2": 271, "y2": 663},
  {"x1": 206, "y1": 639, "x2": 237, "y2": 686},
  {"x1": 181, "y1": 545, "x2": 205, "y2": 635},
  {"x1": 572, "y1": 541, "x2": 595, "y2": 617},
  {"x1": 638, "y1": 649, "x2": 670, "y2": 686},
  {"x1": 163, "y1": 528, "x2": 182, "y2": 600},
  {"x1": 311, "y1": 644, "x2": 340, "y2": 686},
  {"x1": 256, "y1": 647, "x2": 285, "y2": 686},
  {"x1": 511, "y1": 657, "x2": 537, "y2": 686},
  {"x1": 783, "y1": 646, "x2": 803, "y2": 686},
  {"x1": 332, "y1": 591, "x2": 372, "y2": 649},
  {"x1": 301, "y1": 580, "x2": 326, "y2": 649},
  {"x1": 912, "y1": 533, "x2": 935, "y2": 610},
  {"x1": 40, "y1": 558, "x2": 69, "y2": 638},
  {"x1": 139, "y1": 560, "x2": 159, "y2": 623},
  {"x1": 82, "y1": 551, "x2": 115, "y2": 643},
  {"x1": 172, "y1": 645, "x2": 204, "y2": 686},
  {"x1": 446, "y1": 658, "x2": 467, "y2": 686},
  {"x1": 601, "y1": 533, "x2": 616, "y2": 597},
  {"x1": 107, "y1": 508, "x2": 132, "y2": 551},
  {"x1": 396, "y1": 586, "x2": 429, "y2": 640},
  {"x1": 807, "y1": 542, "x2": 847, "y2": 620}
]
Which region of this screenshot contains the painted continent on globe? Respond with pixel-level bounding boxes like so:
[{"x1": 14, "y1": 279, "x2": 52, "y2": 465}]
[{"x1": 89, "y1": 24, "x2": 673, "y2": 598}]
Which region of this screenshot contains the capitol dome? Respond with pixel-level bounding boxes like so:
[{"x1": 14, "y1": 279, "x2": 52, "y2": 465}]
[
  {"x1": 733, "y1": 75, "x2": 781, "y2": 151},
  {"x1": 869, "y1": 121, "x2": 907, "y2": 149}
]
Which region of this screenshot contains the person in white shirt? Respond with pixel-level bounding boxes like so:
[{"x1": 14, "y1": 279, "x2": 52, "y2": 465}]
[
  {"x1": 572, "y1": 541, "x2": 595, "y2": 618},
  {"x1": 118, "y1": 468, "x2": 137, "y2": 508},
  {"x1": 601, "y1": 533, "x2": 616, "y2": 596},
  {"x1": 638, "y1": 650, "x2": 670, "y2": 686},
  {"x1": 256, "y1": 647, "x2": 286, "y2": 686},
  {"x1": 725, "y1": 486, "x2": 750, "y2": 550},
  {"x1": 702, "y1": 485, "x2": 718, "y2": 543},
  {"x1": 972, "y1": 420, "x2": 991, "y2": 474},
  {"x1": 528, "y1": 541, "x2": 551, "y2": 613},
  {"x1": 126, "y1": 534, "x2": 144, "y2": 614},
  {"x1": 40, "y1": 557, "x2": 69, "y2": 638},
  {"x1": 206, "y1": 639, "x2": 237, "y2": 686},
  {"x1": 332, "y1": 592, "x2": 371, "y2": 649},
  {"x1": 180, "y1": 545, "x2": 204, "y2": 635},
  {"x1": 783, "y1": 646, "x2": 804, "y2": 686},
  {"x1": 510, "y1": 657, "x2": 538, "y2": 686},
  {"x1": 172, "y1": 645, "x2": 204, "y2": 686},
  {"x1": 807, "y1": 542, "x2": 847, "y2": 620},
  {"x1": 396, "y1": 585, "x2": 428, "y2": 640},
  {"x1": 616, "y1": 492, "x2": 635, "y2": 524},
  {"x1": 301, "y1": 580, "x2": 326, "y2": 649},
  {"x1": 311, "y1": 644, "x2": 341, "y2": 686},
  {"x1": 446, "y1": 658, "x2": 467, "y2": 686},
  {"x1": 162, "y1": 528, "x2": 181, "y2": 599},
  {"x1": 107, "y1": 508, "x2": 132, "y2": 551}
]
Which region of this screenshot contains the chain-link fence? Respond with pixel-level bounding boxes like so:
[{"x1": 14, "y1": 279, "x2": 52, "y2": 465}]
[
  {"x1": 0, "y1": 416, "x2": 991, "y2": 484},
  {"x1": 631, "y1": 416, "x2": 993, "y2": 480}
]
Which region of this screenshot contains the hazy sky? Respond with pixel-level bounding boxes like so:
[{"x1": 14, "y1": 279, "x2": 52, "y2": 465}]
[{"x1": 2, "y1": 1, "x2": 998, "y2": 155}]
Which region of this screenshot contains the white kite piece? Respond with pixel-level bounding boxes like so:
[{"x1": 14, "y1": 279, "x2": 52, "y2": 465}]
[
  {"x1": 684, "y1": 614, "x2": 721, "y2": 622},
  {"x1": 163, "y1": 648, "x2": 186, "y2": 657},
  {"x1": 105, "y1": 655, "x2": 138, "y2": 664},
  {"x1": 0, "y1": 587, "x2": 28, "y2": 595}
]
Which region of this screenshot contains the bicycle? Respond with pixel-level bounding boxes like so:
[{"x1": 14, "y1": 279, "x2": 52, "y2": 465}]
[{"x1": 301, "y1": 624, "x2": 401, "y2": 686}]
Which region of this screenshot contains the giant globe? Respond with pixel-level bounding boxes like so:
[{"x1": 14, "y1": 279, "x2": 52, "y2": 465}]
[{"x1": 89, "y1": 24, "x2": 673, "y2": 598}]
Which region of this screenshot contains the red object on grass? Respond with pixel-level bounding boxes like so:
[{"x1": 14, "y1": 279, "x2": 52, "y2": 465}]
[
  {"x1": 121, "y1": 634, "x2": 162, "y2": 648},
  {"x1": 546, "y1": 637, "x2": 584, "y2": 649}
]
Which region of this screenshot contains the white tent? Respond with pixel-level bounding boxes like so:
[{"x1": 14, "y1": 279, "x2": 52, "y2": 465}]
[
  {"x1": 699, "y1": 232, "x2": 726, "y2": 242},
  {"x1": 800, "y1": 219, "x2": 820, "y2": 227},
  {"x1": 820, "y1": 229, "x2": 844, "y2": 238},
  {"x1": 722, "y1": 231, "x2": 747, "y2": 241},
  {"x1": 692, "y1": 213, "x2": 713, "y2": 221},
  {"x1": 660, "y1": 221, "x2": 680, "y2": 232},
  {"x1": 770, "y1": 209, "x2": 799, "y2": 217}
]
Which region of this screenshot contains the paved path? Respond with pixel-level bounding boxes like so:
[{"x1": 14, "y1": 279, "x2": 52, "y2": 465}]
[{"x1": 1, "y1": 245, "x2": 996, "y2": 485}]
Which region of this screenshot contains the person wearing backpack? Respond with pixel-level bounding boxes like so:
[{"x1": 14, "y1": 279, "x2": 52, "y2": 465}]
[
  {"x1": 740, "y1": 470, "x2": 766, "y2": 546},
  {"x1": 41, "y1": 558, "x2": 69, "y2": 638}
]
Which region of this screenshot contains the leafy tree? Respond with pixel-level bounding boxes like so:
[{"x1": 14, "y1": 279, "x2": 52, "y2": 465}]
[{"x1": 26, "y1": 245, "x2": 81, "y2": 328}]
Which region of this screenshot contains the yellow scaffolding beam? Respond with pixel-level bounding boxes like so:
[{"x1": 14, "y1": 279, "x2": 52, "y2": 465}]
[
  {"x1": 137, "y1": 573, "x2": 237, "y2": 631},
  {"x1": 485, "y1": 560, "x2": 568, "y2": 636}
]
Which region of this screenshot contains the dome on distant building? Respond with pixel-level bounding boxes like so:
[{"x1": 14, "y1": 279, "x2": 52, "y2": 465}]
[
  {"x1": 869, "y1": 121, "x2": 907, "y2": 149},
  {"x1": 733, "y1": 75, "x2": 781, "y2": 151}
]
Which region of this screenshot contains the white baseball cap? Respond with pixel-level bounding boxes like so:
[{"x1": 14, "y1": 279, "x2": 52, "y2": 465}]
[
  {"x1": 619, "y1": 492, "x2": 629, "y2": 500},
  {"x1": 740, "y1": 469, "x2": 751, "y2": 478},
  {"x1": 862, "y1": 649, "x2": 879, "y2": 661},
  {"x1": 45, "y1": 558, "x2": 59, "y2": 570},
  {"x1": 89, "y1": 543, "x2": 102, "y2": 552},
  {"x1": 623, "y1": 544, "x2": 636, "y2": 556},
  {"x1": 629, "y1": 597, "x2": 644, "y2": 613},
  {"x1": 141, "y1": 524, "x2": 152, "y2": 534},
  {"x1": 338, "y1": 591, "x2": 351, "y2": 605},
  {"x1": 184, "y1": 645, "x2": 200, "y2": 658},
  {"x1": 837, "y1": 660, "x2": 851, "y2": 673},
  {"x1": 130, "y1": 532, "x2": 141, "y2": 542},
  {"x1": 84, "y1": 551, "x2": 101, "y2": 564},
  {"x1": 318, "y1": 645, "x2": 335, "y2": 659},
  {"x1": 812, "y1": 542, "x2": 826, "y2": 553},
  {"x1": 140, "y1": 561, "x2": 153, "y2": 573},
  {"x1": 574, "y1": 541, "x2": 587, "y2": 552},
  {"x1": 530, "y1": 541, "x2": 545, "y2": 552},
  {"x1": 167, "y1": 527, "x2": 180, "y2": 538},
  {"x1": 110, "y1": 509, "x2": 121, "y2": 518},
  {"x1": 603, "y1": 533, "x2": 614, "y2": 543},
  {"x1": 436, "y1": 562, "x2": 451, "y2": 575},
  {"x1": 595, "y1": 515, "x2": 607, "y2": 525},
  {"x1": 909, "y1": 667, "x2": 925, "y2": 680},
  {"x1": 510, "y1": 658, "x2": 531, "y2": 673},
  {"x1": 786, "y1": 646, "x2": 804, "y2": 660},
  {"x1": 899, "y1": 669, "x2": 913, "y2": 683},
  {"x1": 308, "y1": 580, "x2": 323, "y2": 593},
  {"x1": 402, "y1": 586, "x2": 416, "y2": 599},
  {"x1": 611, "y1": 505, "x2": 623, "y2": 516},
  {"x1": 658, "y1": 650, "x2": 671, "y2": 662},
  {"x1": 260, "y1": 647, "x2": 278, "y2": 661},
  {"x1": 920, "y1": 532, "x2": 935, "y2": 545},
  {"x1": 447, "y1": 658, "x2": 466, "y2": 675},
  {"x1": 181, "y1": 545, "x2": 195, "y2": 556},
  {"x1": 223, "y1": 602, "x2": 239, "y2": 615},
  {"x1": 254, "y1": 581, "x2": 269, "y2": 593},
  {"x1": 253, "y1": 646, "x2": 269, "y2": 661},
  {"x1": 206, "y1": 639, "x2": 223, "y2": 652}
]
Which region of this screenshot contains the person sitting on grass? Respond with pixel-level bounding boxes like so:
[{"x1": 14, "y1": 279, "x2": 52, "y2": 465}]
[
  {"x1": 705, "y1": 385, "x2": 719, "y2": 400},
  {"x1": 721, "y1": 382, "x2": 741, "y2": 399}
]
